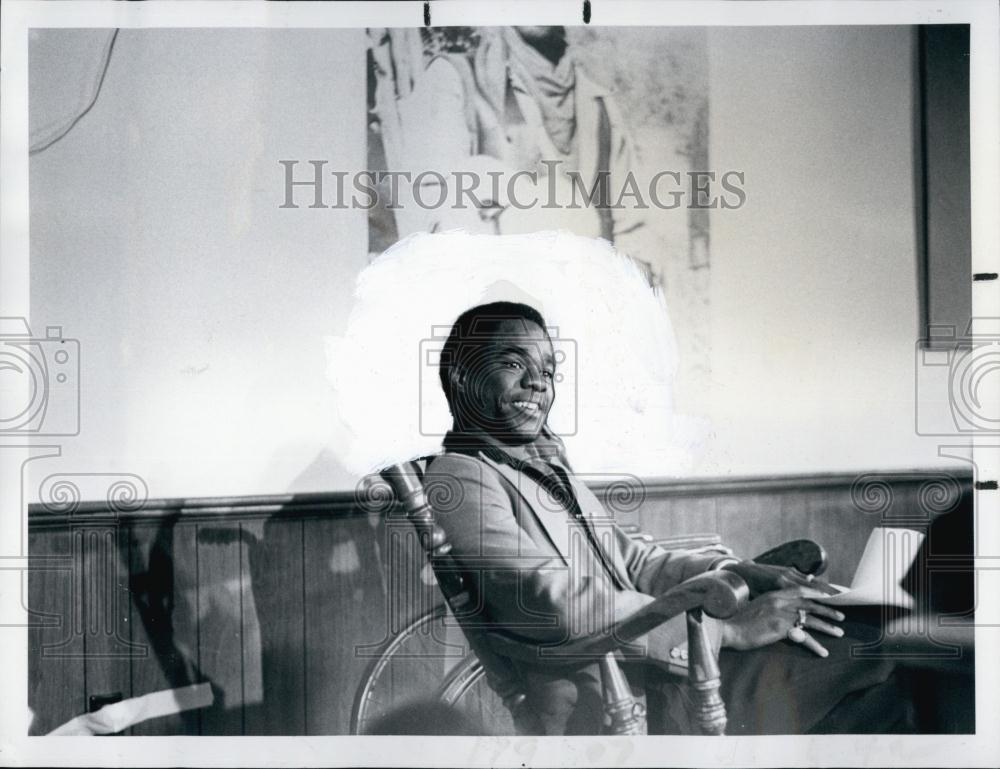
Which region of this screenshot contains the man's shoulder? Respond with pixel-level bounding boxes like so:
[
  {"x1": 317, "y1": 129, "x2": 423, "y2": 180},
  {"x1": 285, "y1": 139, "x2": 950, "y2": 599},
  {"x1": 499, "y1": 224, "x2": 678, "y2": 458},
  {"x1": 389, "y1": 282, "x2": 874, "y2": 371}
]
[
  {"x1": 426, "y1": 452, "x2": 520, "y2": 511},
  {"x1": 427, "y1": 451, "x2": 503, "y2": 484}
]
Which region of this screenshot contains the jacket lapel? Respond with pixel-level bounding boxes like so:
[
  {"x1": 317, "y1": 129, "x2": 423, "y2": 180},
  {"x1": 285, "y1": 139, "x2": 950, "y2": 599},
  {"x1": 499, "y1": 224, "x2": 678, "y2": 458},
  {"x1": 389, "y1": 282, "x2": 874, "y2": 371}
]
[
  {"x1": 481, "y1": 452, "x2": 633, "y2": 589},
  {"x1": 564, "y1": 472, "x2": 633, "y2": 589},
  {"x1": 479, "y1": 453, "x2": 574, "y2": 562}
]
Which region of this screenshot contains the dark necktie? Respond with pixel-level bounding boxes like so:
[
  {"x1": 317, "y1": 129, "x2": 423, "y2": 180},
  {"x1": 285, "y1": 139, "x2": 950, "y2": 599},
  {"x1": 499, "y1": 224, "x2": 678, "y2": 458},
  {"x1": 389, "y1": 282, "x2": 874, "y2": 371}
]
[{"x1": 518, "y1": 457, "x2": 623, "y2": 590}]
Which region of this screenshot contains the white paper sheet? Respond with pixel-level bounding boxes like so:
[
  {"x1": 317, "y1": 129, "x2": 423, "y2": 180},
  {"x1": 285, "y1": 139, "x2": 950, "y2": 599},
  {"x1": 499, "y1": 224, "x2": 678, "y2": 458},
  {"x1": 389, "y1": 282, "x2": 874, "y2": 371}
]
[{"x1": 821, "y1": 527, "x2": 925, "y2": 608}]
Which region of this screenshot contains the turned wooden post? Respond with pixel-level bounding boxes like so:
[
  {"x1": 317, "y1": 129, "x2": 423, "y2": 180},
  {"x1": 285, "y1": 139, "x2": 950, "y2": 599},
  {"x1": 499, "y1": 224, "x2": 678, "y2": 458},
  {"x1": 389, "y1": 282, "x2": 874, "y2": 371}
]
[
  {"x1": 599, "y1": 652, "x2": 646, "y2": 735},
  {"x1": 380, "y1": 462, "x2": 467, "y2": 606},
  {"x1": 686, "y1": 607, "x2": 727, "y2": 735}
]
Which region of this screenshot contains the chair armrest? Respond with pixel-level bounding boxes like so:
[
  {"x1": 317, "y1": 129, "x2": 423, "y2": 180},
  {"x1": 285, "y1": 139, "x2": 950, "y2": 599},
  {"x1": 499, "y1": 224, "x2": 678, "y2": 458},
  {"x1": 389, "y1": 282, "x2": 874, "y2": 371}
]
[
  {"x1": 481, "y1": 570, "x2": 749, "y2": 665},
  {"x1": 753, "y1": 538, "x2": 827, "y2": 576}
]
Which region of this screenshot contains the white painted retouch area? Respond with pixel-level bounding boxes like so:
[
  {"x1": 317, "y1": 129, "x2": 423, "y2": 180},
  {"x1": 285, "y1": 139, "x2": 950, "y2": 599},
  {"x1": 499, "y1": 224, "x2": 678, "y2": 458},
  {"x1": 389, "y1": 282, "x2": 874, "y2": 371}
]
[{"x1": 327, "y1": 231, "x2": 695, "y2": 477}]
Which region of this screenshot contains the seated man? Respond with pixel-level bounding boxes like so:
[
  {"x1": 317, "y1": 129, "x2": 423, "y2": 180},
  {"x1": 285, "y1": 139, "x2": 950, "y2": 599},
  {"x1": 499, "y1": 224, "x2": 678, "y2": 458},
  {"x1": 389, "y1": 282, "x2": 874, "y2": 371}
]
[{"x1": 427, "y1": 300, "x2": 917, "y2": 735}]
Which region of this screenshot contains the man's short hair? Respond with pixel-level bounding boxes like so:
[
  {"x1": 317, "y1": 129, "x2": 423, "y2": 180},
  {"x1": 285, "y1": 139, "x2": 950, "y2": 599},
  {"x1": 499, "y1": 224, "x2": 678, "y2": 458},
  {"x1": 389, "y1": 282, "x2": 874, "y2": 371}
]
[{"x1": 439, "y1": 301, "x2": 548, "y2": 409}]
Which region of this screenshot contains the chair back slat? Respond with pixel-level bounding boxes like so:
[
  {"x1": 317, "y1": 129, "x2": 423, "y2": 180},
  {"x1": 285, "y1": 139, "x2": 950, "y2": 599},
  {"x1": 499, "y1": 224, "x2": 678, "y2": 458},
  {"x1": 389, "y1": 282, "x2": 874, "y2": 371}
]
[
  {"x1": 381, "y1": 461, "x2": 464, "y2": 604},
  {"x1": 379, "y1": 460, "x2": 532, "y2": 718}
]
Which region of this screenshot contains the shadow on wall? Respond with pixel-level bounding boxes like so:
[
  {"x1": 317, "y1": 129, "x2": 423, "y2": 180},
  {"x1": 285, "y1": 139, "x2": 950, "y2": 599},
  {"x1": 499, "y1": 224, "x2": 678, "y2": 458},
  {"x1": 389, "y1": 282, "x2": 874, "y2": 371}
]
[
  {"x1": 283, "y1": 447, "x2": 360, "y2": 495},
  {"x1": 129, "y1": 515, "x2": 204, "y2": 734},
  {"x1": 128, "y1": 504, "x2": 390, "y2": 735}
]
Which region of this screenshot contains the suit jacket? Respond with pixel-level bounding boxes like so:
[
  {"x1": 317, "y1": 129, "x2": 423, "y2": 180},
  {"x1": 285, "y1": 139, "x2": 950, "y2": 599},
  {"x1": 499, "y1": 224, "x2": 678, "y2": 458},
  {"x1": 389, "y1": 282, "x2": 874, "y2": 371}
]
[
  {"x1": 426, "y1": 449, "x2": 726, "y2": 675},
  {"x1": 427, "y1": 446, "x2": 912, "y2": 737}
]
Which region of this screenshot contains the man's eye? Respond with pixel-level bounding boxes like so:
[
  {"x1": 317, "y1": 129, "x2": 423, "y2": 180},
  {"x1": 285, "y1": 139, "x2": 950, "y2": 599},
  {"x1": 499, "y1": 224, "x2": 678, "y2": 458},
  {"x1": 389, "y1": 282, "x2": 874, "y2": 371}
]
[
  {"x1": 542, "y1": 370, "x2": 554, "y2": 380},
  {"x1": 505, "y1": 361, "x2": 523, "y2": 369}
]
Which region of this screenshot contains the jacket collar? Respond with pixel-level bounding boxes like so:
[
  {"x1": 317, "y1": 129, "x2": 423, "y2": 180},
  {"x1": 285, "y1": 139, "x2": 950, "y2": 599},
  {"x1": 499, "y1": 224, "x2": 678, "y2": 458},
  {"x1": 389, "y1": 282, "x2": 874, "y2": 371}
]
[{"x1": 442, "y1": 426, "x2": 570, "y2": 469}]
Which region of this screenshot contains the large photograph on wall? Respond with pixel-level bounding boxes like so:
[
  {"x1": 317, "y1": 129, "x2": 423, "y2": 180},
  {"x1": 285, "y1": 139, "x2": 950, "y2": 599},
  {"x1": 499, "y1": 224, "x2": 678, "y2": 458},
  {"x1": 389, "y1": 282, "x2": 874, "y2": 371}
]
[{"x1": 366, "y1": 25, "x2": 716, "y2": 402}]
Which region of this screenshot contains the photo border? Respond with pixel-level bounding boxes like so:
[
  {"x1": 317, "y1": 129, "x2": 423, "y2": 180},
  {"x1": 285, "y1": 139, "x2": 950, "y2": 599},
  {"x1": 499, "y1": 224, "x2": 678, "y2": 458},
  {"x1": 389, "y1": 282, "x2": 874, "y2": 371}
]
[{"x1": 1, "y1": 1, "x2": 997, "y2": 766}]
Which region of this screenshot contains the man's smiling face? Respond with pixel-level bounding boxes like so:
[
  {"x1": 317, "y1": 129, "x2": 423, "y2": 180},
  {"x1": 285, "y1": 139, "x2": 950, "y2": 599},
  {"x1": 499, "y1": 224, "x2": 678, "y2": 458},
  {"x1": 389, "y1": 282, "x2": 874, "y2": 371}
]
[{"x1": 452, "y1": 318, "x2": 555, "y2": 444}]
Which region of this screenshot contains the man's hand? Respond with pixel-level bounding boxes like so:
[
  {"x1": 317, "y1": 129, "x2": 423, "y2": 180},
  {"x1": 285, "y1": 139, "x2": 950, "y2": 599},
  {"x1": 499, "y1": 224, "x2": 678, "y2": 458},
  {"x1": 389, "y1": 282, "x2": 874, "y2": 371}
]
[
  {"x1": 720, "y1": 586, "x2": 846, "y2": 658},
  {"x1": 721, "y1": 560, "x2": 838, "y2": 598}
]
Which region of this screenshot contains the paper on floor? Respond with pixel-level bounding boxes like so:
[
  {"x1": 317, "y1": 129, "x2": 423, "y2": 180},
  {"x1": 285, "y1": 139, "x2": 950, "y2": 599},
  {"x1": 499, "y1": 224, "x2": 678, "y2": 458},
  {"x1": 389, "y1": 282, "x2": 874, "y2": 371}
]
[{"x1": 47, "y1": 682, "x2": 213, "y2": 736}]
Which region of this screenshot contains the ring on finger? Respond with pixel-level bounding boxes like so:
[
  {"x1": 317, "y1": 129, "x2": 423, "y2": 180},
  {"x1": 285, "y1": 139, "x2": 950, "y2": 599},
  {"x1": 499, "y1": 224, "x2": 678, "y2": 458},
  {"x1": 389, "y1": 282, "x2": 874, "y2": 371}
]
[{"x1": 795, "y1": 608, "x2": 807, "y2": 629}]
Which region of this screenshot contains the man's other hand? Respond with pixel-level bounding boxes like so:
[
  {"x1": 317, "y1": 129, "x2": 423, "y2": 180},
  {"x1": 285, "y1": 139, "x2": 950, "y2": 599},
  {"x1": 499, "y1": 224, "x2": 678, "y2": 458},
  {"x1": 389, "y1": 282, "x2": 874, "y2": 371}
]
[{"x1": 720, "y1": 586, "x2": 846, "y2": 657}]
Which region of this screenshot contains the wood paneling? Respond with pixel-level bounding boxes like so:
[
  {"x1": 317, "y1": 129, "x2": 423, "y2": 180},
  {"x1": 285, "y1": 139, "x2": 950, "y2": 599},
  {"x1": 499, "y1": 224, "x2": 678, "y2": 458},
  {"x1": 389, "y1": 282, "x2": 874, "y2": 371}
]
[
  {"x1": 196, "y1": 521, "x2": 245, "y2": 735},
  {"x1": 27, "y1": 528, "x2": 83, "y2": 735},
  {"x1": 27, "y1": 469, "x2": 974, "y2": 735},
  {"x1": 377, "y1": 516, "x2": 442, "y2": 637},
  {"x1": 717, "y1": 491, "x2": 793, "y2": 566},
  {"x1": 799, "y1": 490, "x2": 876, "y2": 587},
  {"x1": 242, "y1": 517, "x2": 306, "y2": 735},
  {"x1": 81, "y1": 523, "x2": 135, "y2": 730},
  {"x1": 128, "y1": 520, "x2": 200, "y2": 735},
  {"x1": 638, "y1": 495, "x2": 718, "y2": 550},
  {"x1": 303, "y1": 514, "x2": 389, "y2": 734}
]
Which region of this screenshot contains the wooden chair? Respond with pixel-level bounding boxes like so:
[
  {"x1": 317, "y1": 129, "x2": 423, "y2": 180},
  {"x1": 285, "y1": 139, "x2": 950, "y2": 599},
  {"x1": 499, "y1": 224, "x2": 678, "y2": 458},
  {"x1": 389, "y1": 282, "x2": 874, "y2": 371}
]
[{"x1": 354, "y1": 460, "x2": 825, "y2": 736}]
